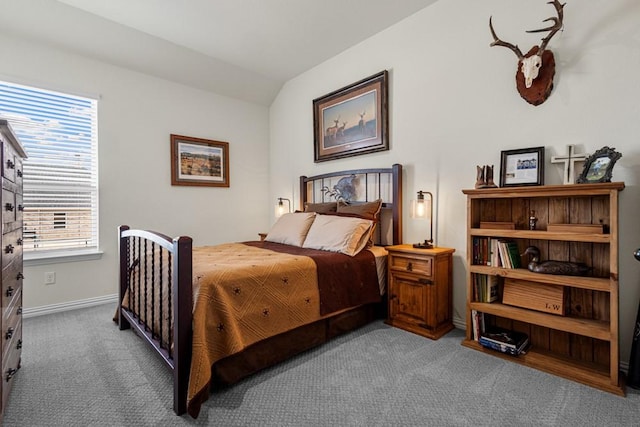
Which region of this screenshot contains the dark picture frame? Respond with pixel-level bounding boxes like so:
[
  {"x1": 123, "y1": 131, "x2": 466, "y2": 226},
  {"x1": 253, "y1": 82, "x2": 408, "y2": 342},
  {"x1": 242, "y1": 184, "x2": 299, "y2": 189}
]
[
  {"x1": 576, "y1": 146, "x2": 622, "y2": 184},
  {"x1": 313, "y1": 71, "x2": 388, "y2": 162},
  {"x1": 170, "y1": 134, "x2": 229, "y2": 187},
  {"x1": 499, "y1": 146, "x2": 545, "y2": 187}
]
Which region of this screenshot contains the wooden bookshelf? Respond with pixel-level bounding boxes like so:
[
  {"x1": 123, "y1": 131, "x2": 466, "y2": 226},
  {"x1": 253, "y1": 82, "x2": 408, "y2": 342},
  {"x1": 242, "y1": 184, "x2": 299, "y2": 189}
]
[{"x1": 462, "y1": 182, "x2": 625, "y2": 396}]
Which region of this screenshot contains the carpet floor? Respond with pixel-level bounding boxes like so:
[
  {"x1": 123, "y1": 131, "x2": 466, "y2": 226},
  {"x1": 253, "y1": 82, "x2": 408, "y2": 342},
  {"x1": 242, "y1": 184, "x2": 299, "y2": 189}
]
[{"x1": 3, "y1": 303, "x2": 640, "y2": 426}]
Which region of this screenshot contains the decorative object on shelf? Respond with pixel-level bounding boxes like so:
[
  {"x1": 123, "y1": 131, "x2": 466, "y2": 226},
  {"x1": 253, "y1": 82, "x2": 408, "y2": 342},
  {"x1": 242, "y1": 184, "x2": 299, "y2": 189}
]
[
  {"x1": 489, "y1": 0, "x2": 566, "y2": 106},
  {"x1": 522, "y1": 246, "x2": 591, "y2": 276},
  {"x1": 551, "y1": 144, "x2": 588, "y2": 184},
  {"x1": 474, "y1": 165, "x2": 498, "y2": 188},
  {"x1": 170, "y1": 134, "x2": 230, "y2": 187},
  {"x1": 499, "y1": 147, "x2": 545, "y2": 187},
  {"x1": 529, "y1": 210, "x2": 538, "y2": 230},
  {"x1": 475, "y1": 165, "x2": 485, "y2": 189},
  {"x1": 275, "y1": 198, "x2": 291, "y2": 218},
  {"x1": 313, "y1": 71, "x2": 388, "y2": 162},
  {"x1": 627, "y1": 247, "x2": 640, "y2": 389},
  {"x1": 411, "y1": 190, "x2": 434, "y2": 249},
  {"x1": 576, "y1": 146, "x2": 622, "y2": 184}
]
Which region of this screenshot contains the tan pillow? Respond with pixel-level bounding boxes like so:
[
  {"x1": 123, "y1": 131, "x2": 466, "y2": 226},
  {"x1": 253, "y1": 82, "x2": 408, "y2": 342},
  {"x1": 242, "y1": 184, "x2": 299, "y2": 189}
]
[
  {"x1": 304, "y1": 202, "x2": 337, "y2": 213},
  {"x1": 302, "y1": 214, "x2": 373, "y2": 256},
  {"x1": 337, "y1": 199, "x2": 382, "y2": 221},
  {"x1": 265, "y1": 212, "x2": 316, "y2": 247}
]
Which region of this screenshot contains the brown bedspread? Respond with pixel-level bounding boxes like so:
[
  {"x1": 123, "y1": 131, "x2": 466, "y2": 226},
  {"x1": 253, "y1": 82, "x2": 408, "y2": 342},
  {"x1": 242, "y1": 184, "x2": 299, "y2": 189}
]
[{"x1": 187, "y1": 242, "x2": 380, "y2": 417}]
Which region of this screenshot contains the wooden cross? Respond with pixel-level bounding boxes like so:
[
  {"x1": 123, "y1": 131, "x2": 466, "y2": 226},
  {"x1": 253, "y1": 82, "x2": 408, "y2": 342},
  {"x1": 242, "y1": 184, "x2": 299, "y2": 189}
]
[{"x1": 551, "y1": 145, "x2": 588, "y2": 184}]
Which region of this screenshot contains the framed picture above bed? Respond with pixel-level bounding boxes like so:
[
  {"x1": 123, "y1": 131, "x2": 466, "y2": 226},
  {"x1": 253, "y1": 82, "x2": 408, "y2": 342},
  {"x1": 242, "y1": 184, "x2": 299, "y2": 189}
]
[
  {"x1": 170, "y1": 134, "x2": 229, "y2": 187},
  {"x1": 313, "y1": 71, "x2": 389, "y2": 162}
]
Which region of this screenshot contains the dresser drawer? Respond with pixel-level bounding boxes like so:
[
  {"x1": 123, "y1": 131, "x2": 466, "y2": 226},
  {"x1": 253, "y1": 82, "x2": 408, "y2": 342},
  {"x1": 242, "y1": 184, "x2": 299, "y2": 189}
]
[
  {"x1": 2, "y1": 292, "x2": 21, "y2": 361},
  {"x1": 389, "y1": 252, "x2": 432, "y2": 277},
  {"x1": 2, "y1": 188, "x2": 16, "y2": 224},
  {"x1": 1, "y1": 228, "x2": 23, "y2": 270},
  {"x1": 2, "y1": 320, "x2": 21, "y2": 407},
  {"x1": 2, "y1": 260, "x2": 23, "y2": 317}
]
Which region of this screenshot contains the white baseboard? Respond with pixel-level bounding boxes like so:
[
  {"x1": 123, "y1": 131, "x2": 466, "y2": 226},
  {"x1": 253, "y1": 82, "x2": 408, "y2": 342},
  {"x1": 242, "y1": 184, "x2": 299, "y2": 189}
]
[{"x1": 23, "y1": 294, "x2": 119, "y2": 318}]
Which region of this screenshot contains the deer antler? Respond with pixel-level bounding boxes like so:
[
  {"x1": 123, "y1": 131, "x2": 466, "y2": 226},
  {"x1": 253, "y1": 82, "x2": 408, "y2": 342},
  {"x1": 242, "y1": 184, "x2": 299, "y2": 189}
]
[
  {"x1": 489, "y1": 16, "x2": 524, "y2": 60},
  {"x1": 526, "y1": 0, "x2": 565, "y2": 54}
]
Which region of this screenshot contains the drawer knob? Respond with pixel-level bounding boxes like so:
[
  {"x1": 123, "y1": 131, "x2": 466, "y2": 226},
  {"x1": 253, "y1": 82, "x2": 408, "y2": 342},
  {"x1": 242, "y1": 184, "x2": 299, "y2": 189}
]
[
  {"x1": 6, "y1": 286, "x2": 13, "y2": 297},
  {"x1": 17, "y1": 272, "x2": 24, "y2": 280},
  {"x1": 16, "y1": 339, "x2": 22, "y2": 350},
  {"x1": 17, "y1": 204, "x2": 24, "y2": 211},
  {"x1": 17, "y1": 169, "x2": 23, "y2": 178},
  {"x1": 4, "y1": 244, "x2": 14, "y2": 254},
  {"x1": 5, "y1": 368, "x2": 17, "y2": 382},
  {"x1": 406, "y1": 262, "x2": 413, "y2": 271},
  {"x1": 17, "y1": 238, "x2": 23, "y2": 246},
  {"x1": 4, "y1": 203, "x2": 13, "y2": 211},
  {"x1": 6, "y1": 159, "x2": 14, "y2": 169},
  {"x1": 17, "y1": 306, "x2": 22, "y2": 315},
  {"x1": 5, "y1": 327, "x2": 14, "y2": 340}
]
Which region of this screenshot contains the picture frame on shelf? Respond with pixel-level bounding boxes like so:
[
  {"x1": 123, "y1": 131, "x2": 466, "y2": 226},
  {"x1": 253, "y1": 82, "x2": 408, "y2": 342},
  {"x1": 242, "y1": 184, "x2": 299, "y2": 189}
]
[
  {"x1": 170, "y1": 134, "x2": 230, "y2": 187},
  {"x1": 313, "y1": 71, "x2": 388, "y2": 162},
  {"x1": 576, "y1": 146, "x2": 622, "y2": 184},
  {"x1": 499, "y1": 146, "x2": 545, "y2": 187}
]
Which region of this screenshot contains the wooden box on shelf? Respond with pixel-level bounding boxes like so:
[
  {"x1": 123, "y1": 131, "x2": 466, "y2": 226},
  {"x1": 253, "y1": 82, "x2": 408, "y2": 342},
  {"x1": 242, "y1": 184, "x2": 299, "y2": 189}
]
[
  {"x1": 462, "y1": 182, "x2": 625, "y2": 396},
  {"x1": 480, "y1": 221, "x2": 515, "y2": 230},
  {"x1": 547, "y1": 223, "x2": 605, "y2": 234},
  {"x1": 385, "y1": 244, "x2": 455, "y2": 340},
  {"x1": 502, "y1": 278, "x2": 567, "y2": 316}
]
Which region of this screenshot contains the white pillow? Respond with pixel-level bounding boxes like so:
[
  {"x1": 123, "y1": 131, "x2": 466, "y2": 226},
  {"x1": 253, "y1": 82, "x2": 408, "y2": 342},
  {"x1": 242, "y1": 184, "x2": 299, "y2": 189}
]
[
  {"x1": 265, "y1": 212, "x2": 316, "y2": 247},
  {"x1": 302, "y1": 214, "x2": 374, "y2": 256}
]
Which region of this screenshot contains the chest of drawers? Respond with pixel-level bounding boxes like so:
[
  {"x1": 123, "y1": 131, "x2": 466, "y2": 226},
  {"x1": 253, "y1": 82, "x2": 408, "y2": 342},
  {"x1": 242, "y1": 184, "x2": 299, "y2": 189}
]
[{"x1": 0, "y1": 120, "x2": 26, "y2": 419}]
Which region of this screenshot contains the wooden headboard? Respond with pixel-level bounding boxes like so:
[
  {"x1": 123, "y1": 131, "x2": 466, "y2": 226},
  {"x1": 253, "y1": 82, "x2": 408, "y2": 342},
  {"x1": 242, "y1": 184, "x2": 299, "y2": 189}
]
[{"x1": 300, "y1": 164, "x2": 402, "y2": 246}]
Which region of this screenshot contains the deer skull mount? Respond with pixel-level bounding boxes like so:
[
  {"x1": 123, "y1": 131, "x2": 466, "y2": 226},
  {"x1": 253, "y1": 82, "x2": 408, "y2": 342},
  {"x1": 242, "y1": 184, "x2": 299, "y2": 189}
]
[{"x1": 489, "y1": 0, "x2": 565, "y2": 106}]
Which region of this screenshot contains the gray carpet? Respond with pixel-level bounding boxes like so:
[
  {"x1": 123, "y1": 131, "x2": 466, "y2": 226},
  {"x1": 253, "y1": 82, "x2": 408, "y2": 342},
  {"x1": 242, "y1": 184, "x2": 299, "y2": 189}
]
[{"x1": 4, "y1": 303, "x2": 640, "y2": 426}]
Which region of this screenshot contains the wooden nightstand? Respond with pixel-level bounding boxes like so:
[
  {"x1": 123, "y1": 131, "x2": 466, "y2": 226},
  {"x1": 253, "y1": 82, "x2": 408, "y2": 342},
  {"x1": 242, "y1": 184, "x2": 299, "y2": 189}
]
[{"x1": 385, "y1": 244, "x2": 455, "y2": 339}]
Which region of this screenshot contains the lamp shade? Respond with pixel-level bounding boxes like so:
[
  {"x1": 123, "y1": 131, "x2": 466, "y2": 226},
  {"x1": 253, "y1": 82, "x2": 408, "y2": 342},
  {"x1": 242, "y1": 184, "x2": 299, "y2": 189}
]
[
  {"x1": 411, "y1": 190, "x2": 434, "y2": 248},
  {"x1": 275, "y1": 197, "x2": 291, "y2": 218}
]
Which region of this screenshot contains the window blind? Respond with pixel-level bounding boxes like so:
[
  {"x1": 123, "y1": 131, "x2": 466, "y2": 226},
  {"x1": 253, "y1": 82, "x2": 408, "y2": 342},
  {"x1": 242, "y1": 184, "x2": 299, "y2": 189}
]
[{"x1": 0, "y1": 81, "x2": 99, "y2": 253}]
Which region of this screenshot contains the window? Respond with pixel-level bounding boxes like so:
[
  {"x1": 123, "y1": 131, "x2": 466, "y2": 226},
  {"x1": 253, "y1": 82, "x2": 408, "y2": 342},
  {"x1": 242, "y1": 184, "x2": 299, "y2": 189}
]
[{"x1": 0, "y1": 81, "x2": 98, "y2": 254}]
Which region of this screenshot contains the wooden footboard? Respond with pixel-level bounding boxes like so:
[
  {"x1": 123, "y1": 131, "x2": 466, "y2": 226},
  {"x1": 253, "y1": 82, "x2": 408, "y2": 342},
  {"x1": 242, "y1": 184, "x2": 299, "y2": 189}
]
[{"x1": 117, "y1": 225, "x2": 192, "y2": 415}]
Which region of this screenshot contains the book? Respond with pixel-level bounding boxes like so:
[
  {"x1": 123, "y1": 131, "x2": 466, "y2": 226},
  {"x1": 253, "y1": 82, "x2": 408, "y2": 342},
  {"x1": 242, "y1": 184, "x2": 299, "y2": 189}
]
[
  {"x1": 480, "y1": 327, "x2": 529, "y2": 355},
  {"x1": 505, "y1": 240, "x2": 522, "y2": 268},
  {"x1": 479, "y1": 336, "x2": 529, "y2": 356}
]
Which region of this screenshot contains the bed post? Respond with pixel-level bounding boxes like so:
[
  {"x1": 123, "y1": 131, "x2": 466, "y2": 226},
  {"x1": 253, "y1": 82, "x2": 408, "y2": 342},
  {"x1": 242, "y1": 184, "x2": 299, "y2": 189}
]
[
  {"x1": 299, "y1": 175, "x2": 308, "y2": 211},
  {"x1": 118, "y1": 225, "x2": 131, "y2": 330},
  {"x1": 173, "y1": 235, "x2": 193, "y2": 415},
  {"x1": 392, "y1": 163, "x2": 403, "y2": 245}
]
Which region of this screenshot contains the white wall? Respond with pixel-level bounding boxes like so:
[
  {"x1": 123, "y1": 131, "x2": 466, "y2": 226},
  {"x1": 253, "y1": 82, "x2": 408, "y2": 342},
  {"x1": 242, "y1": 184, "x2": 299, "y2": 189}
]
[
  {"x1": 0, "y1": 33, "x2": 271, "y2": 310},
  {"x1": 270, "y1": 0, "x2": 640, "y2": 360}
]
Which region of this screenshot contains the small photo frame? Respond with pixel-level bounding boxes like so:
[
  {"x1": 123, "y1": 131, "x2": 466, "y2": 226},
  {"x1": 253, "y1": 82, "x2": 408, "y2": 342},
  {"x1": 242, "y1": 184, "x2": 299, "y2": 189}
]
[
  {"x1": 170, "y1": 134, "x2": 229, "y2": 187},
  {"x1": 313, "y1": 71, "x2": 388, "y2": 162},
  {"x1": 499, "y1": 146, "x2": 545, "y2": 187},
  {"x1": 576, "y1": 146, "x2": 622, "y2": 184}
]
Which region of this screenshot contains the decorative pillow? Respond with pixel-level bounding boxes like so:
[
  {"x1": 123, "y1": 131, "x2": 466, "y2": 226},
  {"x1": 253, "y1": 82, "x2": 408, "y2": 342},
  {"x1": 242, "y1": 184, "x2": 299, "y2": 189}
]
[
  {"x1": 302, "y1": 214, "x2": 374, "y2": 256},
  {"x1": 265, "y1": 212, "x2": 316, "y2": 247},
  {"x1": 304, "y1": 202, "x2": 337, "y2": 213},
  {"x1": 336, "y1": 199, "x2": 383, "y2": 246},
  {"x1": 337, "y1": 199, "x2": 382, "y2": 221}
]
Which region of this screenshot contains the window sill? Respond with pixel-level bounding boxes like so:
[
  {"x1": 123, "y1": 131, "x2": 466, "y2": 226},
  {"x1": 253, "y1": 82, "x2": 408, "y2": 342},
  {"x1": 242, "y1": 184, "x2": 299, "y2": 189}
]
[{"x1": 24, "y1": 249, "x2": 104, "y2": 266}]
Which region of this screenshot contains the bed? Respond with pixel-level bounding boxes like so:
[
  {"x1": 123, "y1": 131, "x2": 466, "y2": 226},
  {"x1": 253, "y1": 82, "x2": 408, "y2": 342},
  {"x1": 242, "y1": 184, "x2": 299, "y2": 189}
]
[{"x1": 116, "y1": 164, "x2": 403, "y2": 417}]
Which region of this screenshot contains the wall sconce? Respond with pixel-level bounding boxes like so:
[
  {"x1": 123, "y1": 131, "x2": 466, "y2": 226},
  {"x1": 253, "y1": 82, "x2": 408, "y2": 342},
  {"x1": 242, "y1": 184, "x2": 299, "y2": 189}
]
[
  {"x1": 275, "y1": 197, "x2": 291, "y2": 218},
  {"x1": 411, "y1": 190, "x2": 434, "y2": 249}
]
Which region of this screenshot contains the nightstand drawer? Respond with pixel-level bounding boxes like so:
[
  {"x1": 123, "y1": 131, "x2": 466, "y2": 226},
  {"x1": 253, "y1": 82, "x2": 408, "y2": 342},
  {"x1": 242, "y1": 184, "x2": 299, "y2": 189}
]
[{"x1": 389, "y1": 253, "x2": 432, "y2": 276}]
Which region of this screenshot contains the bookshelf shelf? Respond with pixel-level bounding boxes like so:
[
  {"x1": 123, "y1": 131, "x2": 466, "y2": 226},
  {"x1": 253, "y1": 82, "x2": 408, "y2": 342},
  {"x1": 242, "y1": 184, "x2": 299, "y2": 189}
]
[{"x1": 462, "y1": 182, "x2": 624, "y2": 395}]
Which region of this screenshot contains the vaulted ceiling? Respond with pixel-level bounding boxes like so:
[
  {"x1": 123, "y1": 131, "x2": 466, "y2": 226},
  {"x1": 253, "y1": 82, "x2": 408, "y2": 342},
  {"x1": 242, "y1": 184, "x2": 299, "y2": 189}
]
[{"x1": 0, "y1": 0, "x2": 438, "y2": 105}]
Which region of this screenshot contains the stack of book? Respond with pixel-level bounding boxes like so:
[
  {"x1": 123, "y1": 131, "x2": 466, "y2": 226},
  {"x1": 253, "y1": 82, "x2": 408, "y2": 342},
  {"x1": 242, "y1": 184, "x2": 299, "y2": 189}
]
[{"x1": 479, "y1": 327, "x2": 529, "y2": 356}]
